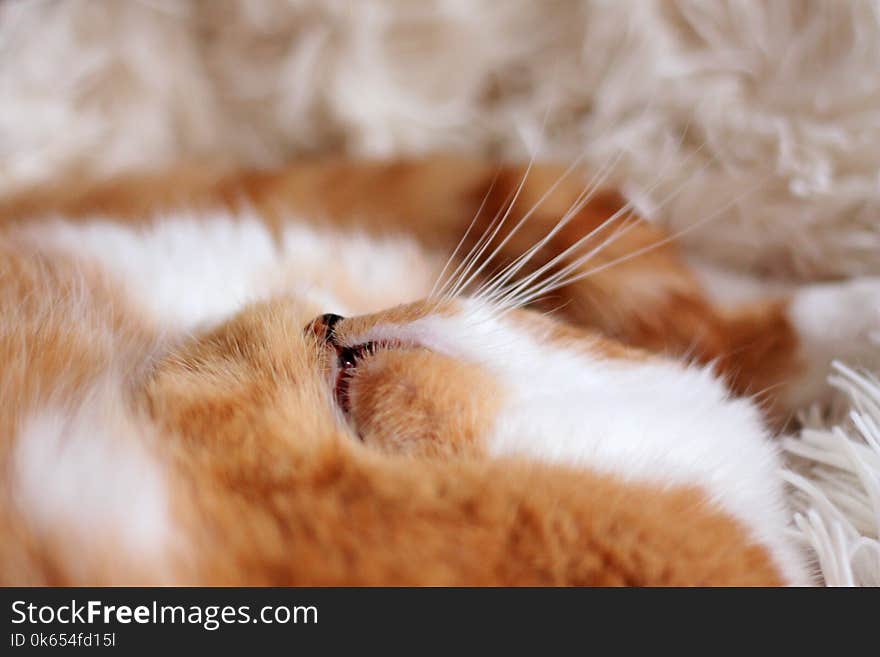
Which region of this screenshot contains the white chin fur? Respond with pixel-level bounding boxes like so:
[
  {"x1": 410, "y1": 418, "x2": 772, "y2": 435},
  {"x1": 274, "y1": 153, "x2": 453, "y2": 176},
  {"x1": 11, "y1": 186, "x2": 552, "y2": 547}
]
[{"x1": 373, "y1": 299, "x2": 813, "y2": 585}]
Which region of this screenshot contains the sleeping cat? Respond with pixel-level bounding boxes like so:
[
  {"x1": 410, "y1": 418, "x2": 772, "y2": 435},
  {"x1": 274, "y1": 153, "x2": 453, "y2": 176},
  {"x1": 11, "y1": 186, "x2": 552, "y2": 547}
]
[{"x1": 2, "y1": 156, "x2": 878, "y2": 585}]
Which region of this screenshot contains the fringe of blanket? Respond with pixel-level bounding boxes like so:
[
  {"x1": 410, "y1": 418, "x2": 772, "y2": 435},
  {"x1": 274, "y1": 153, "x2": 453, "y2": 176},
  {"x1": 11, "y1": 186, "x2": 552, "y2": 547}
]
[{"x1": 784, "y1": 361, "x2": 880, "y2": 586}]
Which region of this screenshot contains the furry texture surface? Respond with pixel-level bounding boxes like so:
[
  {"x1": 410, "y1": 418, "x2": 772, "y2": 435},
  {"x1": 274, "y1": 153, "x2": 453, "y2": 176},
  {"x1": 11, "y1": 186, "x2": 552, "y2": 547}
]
[{"x1": 1, "y1": 0, "x2": 878, "y2": 585}]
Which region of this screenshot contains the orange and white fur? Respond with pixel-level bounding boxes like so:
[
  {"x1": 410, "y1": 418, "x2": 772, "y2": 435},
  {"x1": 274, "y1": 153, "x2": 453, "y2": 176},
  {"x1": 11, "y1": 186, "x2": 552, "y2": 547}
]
[{"x1": 2, "y1": 157, "x2": 879, "y2": 585}]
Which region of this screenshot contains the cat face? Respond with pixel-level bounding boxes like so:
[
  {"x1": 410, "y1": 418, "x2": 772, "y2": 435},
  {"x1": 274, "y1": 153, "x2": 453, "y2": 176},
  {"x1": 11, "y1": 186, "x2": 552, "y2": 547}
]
[
  {"x1": 301, "y1": 296, "x2": 646, "y2": 460},
  {"x1": 142, "y1": 297, "x2": 492, "y2": 453},
  {"x1": 145, "y1": 293, "x2": 621, "y2": 462},
  {"x1": 305, "y1": 299, "x2": 505, "y2": 458}
]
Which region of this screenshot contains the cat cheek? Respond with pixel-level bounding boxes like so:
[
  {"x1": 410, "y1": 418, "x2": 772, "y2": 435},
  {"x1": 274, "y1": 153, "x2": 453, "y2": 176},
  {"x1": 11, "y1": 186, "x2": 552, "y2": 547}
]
[{"x1": 347, "y1": 349, "x2": 501, "y2": 459}]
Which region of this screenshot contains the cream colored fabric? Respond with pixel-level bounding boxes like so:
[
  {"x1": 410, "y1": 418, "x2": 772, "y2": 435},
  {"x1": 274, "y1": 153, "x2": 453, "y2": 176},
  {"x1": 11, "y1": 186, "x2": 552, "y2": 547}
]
[{"x1": 2, "y1": 0, "x2": 878, "y2": 585}]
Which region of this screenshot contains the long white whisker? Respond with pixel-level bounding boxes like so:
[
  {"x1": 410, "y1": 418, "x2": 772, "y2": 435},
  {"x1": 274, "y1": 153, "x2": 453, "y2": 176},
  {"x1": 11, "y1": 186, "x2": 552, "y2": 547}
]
[
  {"x1": 509, "y1": 180, "x2": 764, "y2": 310},
  {"x1": 458, "y1": 92, "x2": 671, "y2": 301},
  {"x1": 481, "y1": 119, "x2": 705, "y2": 306},
  {"x1": 435, "y1": 175, "x2": 521, "y2": 300},
  {"x1": 449, "y1": 150, "x2": 609, "y2": 298},
  {"x1": 429, "y1": 168, "x2": 500, "y2": 299},
  {"x1": 441, "y1": 92, "x2": 671, "y2": 303},
  {"x1": 493, "y1": 137, "x2": 714, "y2": 309},
  {"x1": 492, "y1": 210, "x2": 640, "y2": 309},
  {"x1": 446, "y1": 159, "x2": 536, "y2": 298},
  {"x1": 490, "y1": 171, "x2": 687, "y2": 309},
  {"x1": 442, "y1": 98, "x2": 565, "y2": 299},
  {"x1": 473, "y1": 150, "x2": 623, "y2": 302}
]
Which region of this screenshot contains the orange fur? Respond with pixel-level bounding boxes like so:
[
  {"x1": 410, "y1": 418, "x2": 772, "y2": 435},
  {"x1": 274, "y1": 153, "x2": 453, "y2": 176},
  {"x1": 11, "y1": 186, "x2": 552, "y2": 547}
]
[
  {"x1": 0, "y1": 156, "x2": 805, "y2": 410},
  {"x1": 141, "y1": 300, "x2": 781, "y2": 586},
  {"x1": 0, "y1": 156, "x2": 807, "y2": 585}
]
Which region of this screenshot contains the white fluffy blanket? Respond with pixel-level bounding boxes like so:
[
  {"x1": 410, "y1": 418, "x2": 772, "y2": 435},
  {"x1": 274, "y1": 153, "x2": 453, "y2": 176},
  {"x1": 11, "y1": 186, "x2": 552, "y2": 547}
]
[{"x1": 1, "y1": 0, "x2": 878, "y2": 585}]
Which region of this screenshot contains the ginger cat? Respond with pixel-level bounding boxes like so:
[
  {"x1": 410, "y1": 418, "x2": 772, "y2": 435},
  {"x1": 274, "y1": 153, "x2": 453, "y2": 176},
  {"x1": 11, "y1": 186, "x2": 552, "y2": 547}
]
[{"x1": 3, "y1": 156, "x2": 879, "y2": 585}]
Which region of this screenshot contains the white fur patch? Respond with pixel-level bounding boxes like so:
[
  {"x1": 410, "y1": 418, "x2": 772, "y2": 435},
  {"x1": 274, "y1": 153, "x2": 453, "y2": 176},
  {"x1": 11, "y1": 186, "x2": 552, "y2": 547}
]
[
  {"x1": 13, "y1": 212, "x2": 816, "y2": 583},
  {"x1": 18, "y1": 213, "x2": 280, "y2": 330},
  {"x1": 11, "y1": 383, "x2": 174, "y2": 579},
  {"x1": 19, "y1": 213, "x2": 442, "y2": 331},
  {"x1": 278, "y1": 223, "x2": 443, "y2": 315},
  {"x1": 353, "y1": 300, "x2": 811, "y2": 584}
]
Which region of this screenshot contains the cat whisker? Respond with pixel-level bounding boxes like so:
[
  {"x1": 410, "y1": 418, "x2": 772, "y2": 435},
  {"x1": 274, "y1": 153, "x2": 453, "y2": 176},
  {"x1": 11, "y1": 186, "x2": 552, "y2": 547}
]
[
  {"x1": 450, "y1": 149, "x2": 614, "y2": 299},
  {"x1": 445, "y1": 158, "x2": 536, "y2": 300},
  {"x1": 435, "y1": 161, "x2": 538, "y2": 302},
  {"x1": 483, "y1": 123, "x2": 708, "y2": 310},
  {"x1": 490, "y1": 163, "x2": 696, "y2": 310},
  {"x1": 444, "y1": 92, "x2": 668, "y2": 304},
  {"x1": 439, "y1": 100, "x2": 560, "y2": 301},
  {"x1": 433, "y1": 188, "x2": 509, "y2": 302},
  {"x1": 473, "y1": 151, "x2": 623, "y2": 303},
  {"x1": 429, "y1": 168, "x2": 500, "y2": 299},
  {"x1": 507, "y1": 179, "x2": 764, "y2": 311}
]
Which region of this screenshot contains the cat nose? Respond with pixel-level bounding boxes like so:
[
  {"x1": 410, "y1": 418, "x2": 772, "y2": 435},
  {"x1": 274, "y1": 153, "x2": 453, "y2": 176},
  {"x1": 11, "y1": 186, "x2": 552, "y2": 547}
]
[{"x1": 306, "y1": 313, "x2": 345, "y2": 345}]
